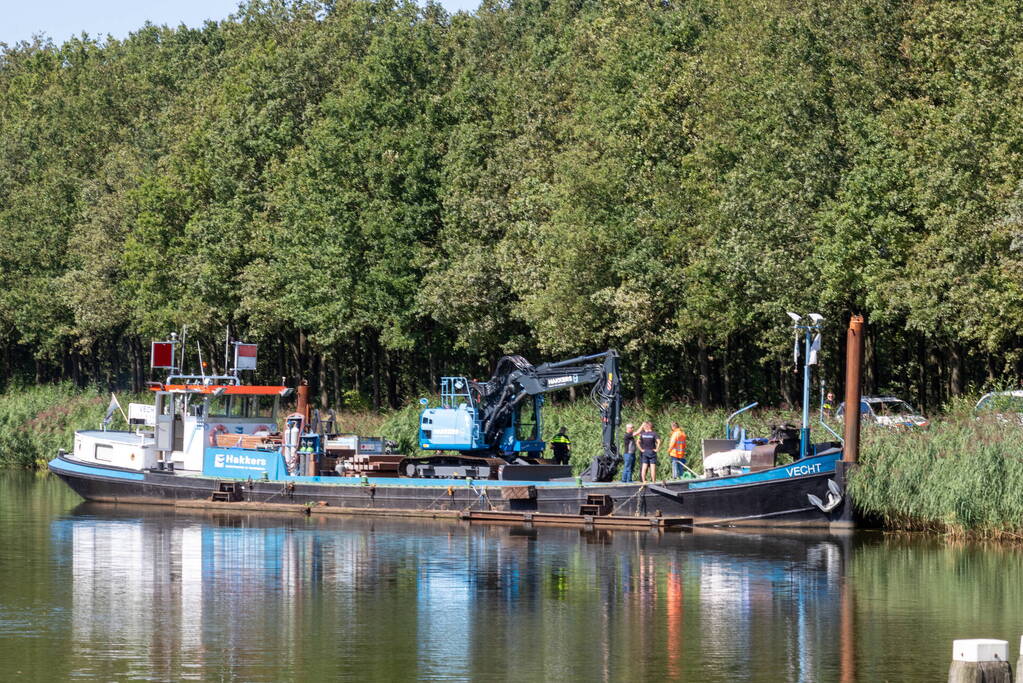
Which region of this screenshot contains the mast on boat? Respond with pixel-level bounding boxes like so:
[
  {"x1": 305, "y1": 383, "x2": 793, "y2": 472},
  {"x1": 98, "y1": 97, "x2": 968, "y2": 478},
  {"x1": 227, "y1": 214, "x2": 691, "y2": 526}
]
[{"x1": 787, "y1": 311, "x2": 824, "y2": 459}]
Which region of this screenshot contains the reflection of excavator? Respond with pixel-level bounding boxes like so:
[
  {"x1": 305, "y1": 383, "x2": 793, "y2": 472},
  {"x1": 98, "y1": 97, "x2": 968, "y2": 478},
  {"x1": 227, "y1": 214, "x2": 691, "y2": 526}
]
[{"x1": 403, "y1": 351, "x2": 622, "y2": 481}]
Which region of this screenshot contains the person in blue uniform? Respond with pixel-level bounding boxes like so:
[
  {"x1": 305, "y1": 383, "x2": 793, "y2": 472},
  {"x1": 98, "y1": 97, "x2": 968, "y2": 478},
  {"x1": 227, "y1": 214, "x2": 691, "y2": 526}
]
[
  {"x1": 637, "y1": 421, "x2": 661, "y2": 483},
  {"x1": 550, "y1": 427, "x2": 571, "y2": 465}
]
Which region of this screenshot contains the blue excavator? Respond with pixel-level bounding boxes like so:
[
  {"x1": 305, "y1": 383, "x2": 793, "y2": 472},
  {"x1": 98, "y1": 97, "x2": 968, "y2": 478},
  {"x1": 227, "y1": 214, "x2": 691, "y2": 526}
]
[{"x1": 401, "y1": 350, "x2": 622, "y2": 482}]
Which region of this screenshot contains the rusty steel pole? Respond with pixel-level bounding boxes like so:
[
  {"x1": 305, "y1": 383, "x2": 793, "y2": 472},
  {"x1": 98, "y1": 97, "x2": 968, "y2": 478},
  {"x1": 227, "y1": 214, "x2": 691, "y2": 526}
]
[
  {"x1": 296, "y1": 380, "x2": 313, "y2": 475},
  {"x1": 297, "y1": 380, "x2": 310, "y2": 422},
  {"x1": 843, "y1": 315, "x2": 864, "y2": 463}
]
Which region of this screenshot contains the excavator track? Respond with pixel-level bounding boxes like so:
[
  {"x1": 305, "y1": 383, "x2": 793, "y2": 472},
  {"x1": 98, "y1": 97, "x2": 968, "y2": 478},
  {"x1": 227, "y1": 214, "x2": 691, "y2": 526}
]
[{"x1": 397, "y1": 455, "x2": 508, "y2": 479}]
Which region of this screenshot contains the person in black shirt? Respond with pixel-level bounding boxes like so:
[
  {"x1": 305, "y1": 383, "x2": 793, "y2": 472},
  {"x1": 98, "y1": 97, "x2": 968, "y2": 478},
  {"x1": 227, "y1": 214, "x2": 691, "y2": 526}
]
[
  {"x1": 637, "y1": 421, "x2": 661, "y2": 483},
  {"x1": 621, "y1": 423, "x2": 637, "y2": 483}
]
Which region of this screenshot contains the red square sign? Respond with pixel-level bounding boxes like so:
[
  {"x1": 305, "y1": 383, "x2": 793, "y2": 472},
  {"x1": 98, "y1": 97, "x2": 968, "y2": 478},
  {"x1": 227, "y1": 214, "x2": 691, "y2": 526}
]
[{"x1": 151, "y1": 341, "x2": 175, "y2": 369}]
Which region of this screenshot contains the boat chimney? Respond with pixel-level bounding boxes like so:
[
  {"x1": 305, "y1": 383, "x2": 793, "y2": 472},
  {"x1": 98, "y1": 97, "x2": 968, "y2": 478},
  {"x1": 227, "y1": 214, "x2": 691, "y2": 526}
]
[
  {"x1": 297, "y1": 380, "x2": 310, "y2": 423},
  {"x1": 843, "y1": 315, "x2": 864, "y2": 463}
]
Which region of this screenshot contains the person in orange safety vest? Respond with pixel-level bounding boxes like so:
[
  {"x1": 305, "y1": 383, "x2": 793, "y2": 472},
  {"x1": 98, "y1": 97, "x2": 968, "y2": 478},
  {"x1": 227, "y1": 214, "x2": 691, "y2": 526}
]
[{"x1": 668, "y1": 422, "x2": 687, "y2": 479}]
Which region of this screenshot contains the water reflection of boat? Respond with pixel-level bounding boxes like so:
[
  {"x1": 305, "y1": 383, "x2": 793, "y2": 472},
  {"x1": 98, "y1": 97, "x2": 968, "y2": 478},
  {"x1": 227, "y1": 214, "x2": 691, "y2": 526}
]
[{"x1": 55, "y1": 505, "x2": 853, "y2": 681}]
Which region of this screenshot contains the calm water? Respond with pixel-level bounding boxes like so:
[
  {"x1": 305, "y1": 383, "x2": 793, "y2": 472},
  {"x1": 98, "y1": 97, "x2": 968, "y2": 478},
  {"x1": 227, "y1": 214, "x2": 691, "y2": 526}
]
[{"x1": 1, "y1": 471, "x2": 1020, "y2": 682}]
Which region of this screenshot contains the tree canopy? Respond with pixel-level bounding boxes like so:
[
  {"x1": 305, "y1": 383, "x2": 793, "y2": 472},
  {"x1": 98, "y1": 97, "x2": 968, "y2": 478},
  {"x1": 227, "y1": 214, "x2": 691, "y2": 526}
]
[{"x1": 1, "y1": 0, "x2": 1021, "y2": 411}]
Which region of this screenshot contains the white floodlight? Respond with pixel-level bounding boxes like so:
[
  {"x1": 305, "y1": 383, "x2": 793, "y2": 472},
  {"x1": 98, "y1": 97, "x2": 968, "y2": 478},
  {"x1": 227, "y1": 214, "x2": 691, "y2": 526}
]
[
  {"x1": 808, "y1": 313, "x2": 824, "y2": 324},
  {"x1": 787, "y1": 312, "x2": 802, "y2": 323}
]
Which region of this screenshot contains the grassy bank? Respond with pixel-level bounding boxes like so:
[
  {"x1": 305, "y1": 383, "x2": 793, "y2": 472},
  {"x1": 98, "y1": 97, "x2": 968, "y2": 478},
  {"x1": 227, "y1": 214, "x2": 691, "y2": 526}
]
[
  {"x1": 851, "y1": 417, "x2": 1023, "y2": 538},
  {"x1": 379, "y1": 399, "x2": 799, "y2": 475},
  {"x1": 7, "y1": 386, "x2": 1023, "y2": 537},
  {"x1": 0, "y1": 385, "x2": 113, "y2": 469}
]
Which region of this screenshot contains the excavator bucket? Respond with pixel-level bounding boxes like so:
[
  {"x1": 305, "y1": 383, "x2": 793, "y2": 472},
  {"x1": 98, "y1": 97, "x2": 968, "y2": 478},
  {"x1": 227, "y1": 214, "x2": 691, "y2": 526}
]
[{"x1": 579, "y1": 454, "x2": 620, "y2": 482}]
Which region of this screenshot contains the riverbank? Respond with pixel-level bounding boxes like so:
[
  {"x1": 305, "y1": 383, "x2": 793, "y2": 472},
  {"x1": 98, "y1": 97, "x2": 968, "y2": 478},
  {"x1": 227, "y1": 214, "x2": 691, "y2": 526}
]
[
  {"x1": 6, "y1": 385, "x2": 1023, "y2": 537},
  {"x1": 849, "y1": 418, "x2": 1023, "y2": 539}
]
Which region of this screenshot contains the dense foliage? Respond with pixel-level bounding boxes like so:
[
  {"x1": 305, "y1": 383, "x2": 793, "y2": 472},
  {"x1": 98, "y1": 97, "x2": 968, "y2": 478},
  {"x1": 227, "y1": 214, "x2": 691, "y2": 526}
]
[{"x1": 2, "y1": 0, "x2": 1022, "y2": 411}]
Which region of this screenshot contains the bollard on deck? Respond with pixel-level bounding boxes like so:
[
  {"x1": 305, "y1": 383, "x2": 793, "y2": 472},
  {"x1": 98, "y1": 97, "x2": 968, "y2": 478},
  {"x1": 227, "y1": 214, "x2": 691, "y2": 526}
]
[{"x1": 949, "y1": 639, "x2": 1012, "y2": 683}]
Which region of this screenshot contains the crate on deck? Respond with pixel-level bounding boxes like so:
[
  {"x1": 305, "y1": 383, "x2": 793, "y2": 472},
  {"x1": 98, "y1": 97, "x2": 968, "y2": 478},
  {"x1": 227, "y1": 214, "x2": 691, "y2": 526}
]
[
  {"x1": 338, "y1": 454, "x2": 404, "y2": 476},
  {"x1": 326, "y1": 435, "x2": 401, "y2": 476}
]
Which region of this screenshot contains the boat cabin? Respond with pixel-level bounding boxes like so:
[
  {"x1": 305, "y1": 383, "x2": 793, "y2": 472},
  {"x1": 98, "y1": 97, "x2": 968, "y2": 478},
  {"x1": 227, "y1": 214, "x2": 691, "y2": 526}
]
[{"x1": 72, "y1": 375, "x2": 292, "y2": 473}]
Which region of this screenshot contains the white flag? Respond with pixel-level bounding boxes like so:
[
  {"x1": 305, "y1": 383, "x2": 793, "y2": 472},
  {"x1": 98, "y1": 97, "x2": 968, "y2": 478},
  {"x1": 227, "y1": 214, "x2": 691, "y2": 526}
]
[
  {"x1": 808, "y1": 333, "x2": 822, "y2": 366},
  {"x1": 102, "y1": 394, "x2": 122, "y2": 427},
  {"x1": 793, "y1": 334, "x2": 800, "y2": 366}
]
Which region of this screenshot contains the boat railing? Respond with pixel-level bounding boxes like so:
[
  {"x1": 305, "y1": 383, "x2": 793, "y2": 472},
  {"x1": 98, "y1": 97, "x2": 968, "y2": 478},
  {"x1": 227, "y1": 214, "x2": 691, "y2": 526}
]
[
  {"x1": 164, "y1": 373, "x2": 241, "y2": 386},
  {"x1": 724, "y1": 402, "x2": 758, "y2": 439}
]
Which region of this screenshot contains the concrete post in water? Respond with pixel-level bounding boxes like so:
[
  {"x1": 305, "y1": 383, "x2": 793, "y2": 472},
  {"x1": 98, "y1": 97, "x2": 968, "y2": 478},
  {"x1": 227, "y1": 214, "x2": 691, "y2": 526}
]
[{"x1": 949, "y1": 640, "x2": 1011, "y2": 682}]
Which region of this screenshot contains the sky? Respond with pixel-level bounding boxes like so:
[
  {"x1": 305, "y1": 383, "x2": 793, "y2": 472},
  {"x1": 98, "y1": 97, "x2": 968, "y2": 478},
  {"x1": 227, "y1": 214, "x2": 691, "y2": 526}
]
[{"x1": 0, "y1": 0, "x2": 480, "y2": 47}]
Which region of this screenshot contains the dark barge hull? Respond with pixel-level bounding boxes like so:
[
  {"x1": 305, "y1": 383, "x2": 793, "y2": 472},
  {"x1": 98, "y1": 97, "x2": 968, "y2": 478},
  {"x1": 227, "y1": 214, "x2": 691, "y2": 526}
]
[{"x1": 48, "y1": 450, "x2": 850, "y2": 528}]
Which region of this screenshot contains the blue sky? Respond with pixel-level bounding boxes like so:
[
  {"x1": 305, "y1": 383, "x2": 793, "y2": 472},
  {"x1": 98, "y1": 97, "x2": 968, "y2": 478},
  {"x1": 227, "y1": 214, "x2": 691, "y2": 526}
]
[{"x1": 1, "y1": 0, "x2": 481, "y2": 47}]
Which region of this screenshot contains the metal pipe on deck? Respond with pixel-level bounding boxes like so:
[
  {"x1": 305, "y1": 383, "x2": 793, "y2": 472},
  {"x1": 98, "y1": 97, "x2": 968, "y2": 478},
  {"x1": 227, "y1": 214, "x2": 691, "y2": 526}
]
[{"x1": 297, "y1": 381, "x2": 314, "y2": 476}]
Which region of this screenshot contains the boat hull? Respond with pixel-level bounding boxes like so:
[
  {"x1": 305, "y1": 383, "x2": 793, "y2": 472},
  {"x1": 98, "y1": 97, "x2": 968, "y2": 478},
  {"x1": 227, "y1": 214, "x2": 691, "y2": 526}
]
[{"x1": 48, "y1": 450, "x2": 849, "y2": 528}]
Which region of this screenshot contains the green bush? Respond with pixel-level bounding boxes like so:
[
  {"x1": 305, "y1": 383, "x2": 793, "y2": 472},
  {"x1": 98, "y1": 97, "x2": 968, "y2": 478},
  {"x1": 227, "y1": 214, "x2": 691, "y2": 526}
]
[{"x1": 0, "y1": 384, "x2": 112, "y2": 468}]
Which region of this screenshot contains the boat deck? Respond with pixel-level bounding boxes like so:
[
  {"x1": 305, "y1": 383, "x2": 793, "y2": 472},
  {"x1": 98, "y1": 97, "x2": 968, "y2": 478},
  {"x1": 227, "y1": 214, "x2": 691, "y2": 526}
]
[{"x1": 77, "y1": 430, "x2": 152, "y2": 444}]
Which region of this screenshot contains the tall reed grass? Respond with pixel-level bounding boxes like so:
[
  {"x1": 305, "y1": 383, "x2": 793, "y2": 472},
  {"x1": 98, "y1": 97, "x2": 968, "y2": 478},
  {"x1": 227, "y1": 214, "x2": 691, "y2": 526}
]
[
  {"x1": 850, "y1": 417, "x2": 1023, "y2": 537},
  {"x1": 0, "y1": 384, "x2": 112, "y2": 468}
]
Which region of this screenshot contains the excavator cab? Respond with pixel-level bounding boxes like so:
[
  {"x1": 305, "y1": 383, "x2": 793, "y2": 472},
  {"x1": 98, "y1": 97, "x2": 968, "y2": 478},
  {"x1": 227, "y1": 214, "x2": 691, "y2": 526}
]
[
  {"x1": 410, "y1": 351, "x2": 621, "y2": 481},
  {"x1": 498, "y1": 394, "x2": 545, "y2": 455}
]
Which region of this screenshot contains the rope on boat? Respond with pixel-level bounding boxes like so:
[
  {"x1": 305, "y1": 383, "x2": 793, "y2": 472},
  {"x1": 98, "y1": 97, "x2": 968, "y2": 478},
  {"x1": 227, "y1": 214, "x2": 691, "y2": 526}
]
[
  {"x1": 260, "y1": 483, "x2": 296, "y2": 504},
  {"x1": 422, "y1": 486, "x2": 458, "y2": 511},
  {"x1": 610, "y1": 484, "x2": 647, "y2": 517},
  {"x1": 465, "y1": 484, "x2": 494, "y2": 512}
]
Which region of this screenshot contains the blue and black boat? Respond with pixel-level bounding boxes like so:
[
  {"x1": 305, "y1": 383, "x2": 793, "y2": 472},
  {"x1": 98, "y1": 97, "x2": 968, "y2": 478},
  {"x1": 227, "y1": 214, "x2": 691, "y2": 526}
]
[{"x1": 50, "y1": 318, "x2": 855, "y2": 528}]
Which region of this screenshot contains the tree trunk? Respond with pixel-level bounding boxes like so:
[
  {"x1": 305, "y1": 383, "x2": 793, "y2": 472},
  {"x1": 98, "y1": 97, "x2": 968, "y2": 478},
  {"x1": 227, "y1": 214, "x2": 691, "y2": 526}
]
[
  {"x1": 319, "y1": 354, "x2": 329, "y2": 409},
  {"x1": 862, "y1": 327, "x2": 875, "y2": 396},
  {"x1": 386, "y1": 350, "x2": 398, "y2": 410},
  {"x1": 949, "y1": 345, "x2": 964, "y2": 396},
  {"x1": 332, "y1": 357, "x2": 341, "y2": 409},
  {"x1": 722, "y1": 337, "x2": 732, "y2": 408},
  {"x1": 371, "y1": 337, "x2": 381, "y2": 411},
  {"x1": 917, "y1": 337, "x2": 928, "y2": 415},
  {"x1": 698, "y1": 335, "x2": 710, "y2": 408}
]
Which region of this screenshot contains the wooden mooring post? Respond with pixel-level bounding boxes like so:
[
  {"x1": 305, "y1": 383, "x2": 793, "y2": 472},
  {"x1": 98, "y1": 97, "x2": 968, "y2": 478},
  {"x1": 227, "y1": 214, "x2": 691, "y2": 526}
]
[{"x1": 948, "y1": 639, "x2": 1011, "y2": 683}]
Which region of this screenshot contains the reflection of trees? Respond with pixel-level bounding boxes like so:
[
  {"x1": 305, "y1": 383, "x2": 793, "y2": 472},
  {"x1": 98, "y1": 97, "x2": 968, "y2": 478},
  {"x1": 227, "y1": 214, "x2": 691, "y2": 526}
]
[{"x1": 852, "y1": 537, "x2": 1023, "y2": 682}]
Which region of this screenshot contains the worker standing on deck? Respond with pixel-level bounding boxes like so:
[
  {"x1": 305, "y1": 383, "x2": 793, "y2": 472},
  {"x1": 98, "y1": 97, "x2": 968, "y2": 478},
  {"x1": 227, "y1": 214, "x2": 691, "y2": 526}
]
[
  {"x1": 637, "y1": 421, "x2": 661, "y2": 483},
  {"x1": 668, "y1": 421, "x2": 687, "y2": 479},
  {"x1": 550, "y1": 427, "x2": 571, "y2": 466},
  {"x1": 823, "y1": 391, "x2": 836, "y2": 418},
  {"x1": 621, "y1": 423, "x2": 637, "y2": 483}
]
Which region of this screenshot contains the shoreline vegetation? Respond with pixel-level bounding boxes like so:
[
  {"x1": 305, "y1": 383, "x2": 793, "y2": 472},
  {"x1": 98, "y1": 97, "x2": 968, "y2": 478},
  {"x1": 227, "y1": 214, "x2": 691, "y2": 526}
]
[{"x1": 6, "y1": 384, "x2": 1023, "y2": 539}]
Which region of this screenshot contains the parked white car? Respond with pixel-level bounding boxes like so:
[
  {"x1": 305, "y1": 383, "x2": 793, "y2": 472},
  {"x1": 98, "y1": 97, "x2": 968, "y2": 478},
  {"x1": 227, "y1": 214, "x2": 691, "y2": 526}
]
[
  {"x1": 836, "y1": 396, "x2": 929, "y2": 429},
  {"x1": 974, "y1": 390, "x2": 1023, "y2": 424}
]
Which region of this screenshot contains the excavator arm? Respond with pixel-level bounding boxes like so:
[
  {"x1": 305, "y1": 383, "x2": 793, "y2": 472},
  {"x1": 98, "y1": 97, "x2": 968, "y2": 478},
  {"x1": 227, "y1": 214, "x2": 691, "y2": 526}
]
[{"x1": 472, "y1": 350, "x2": 622, "y2": 481}]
